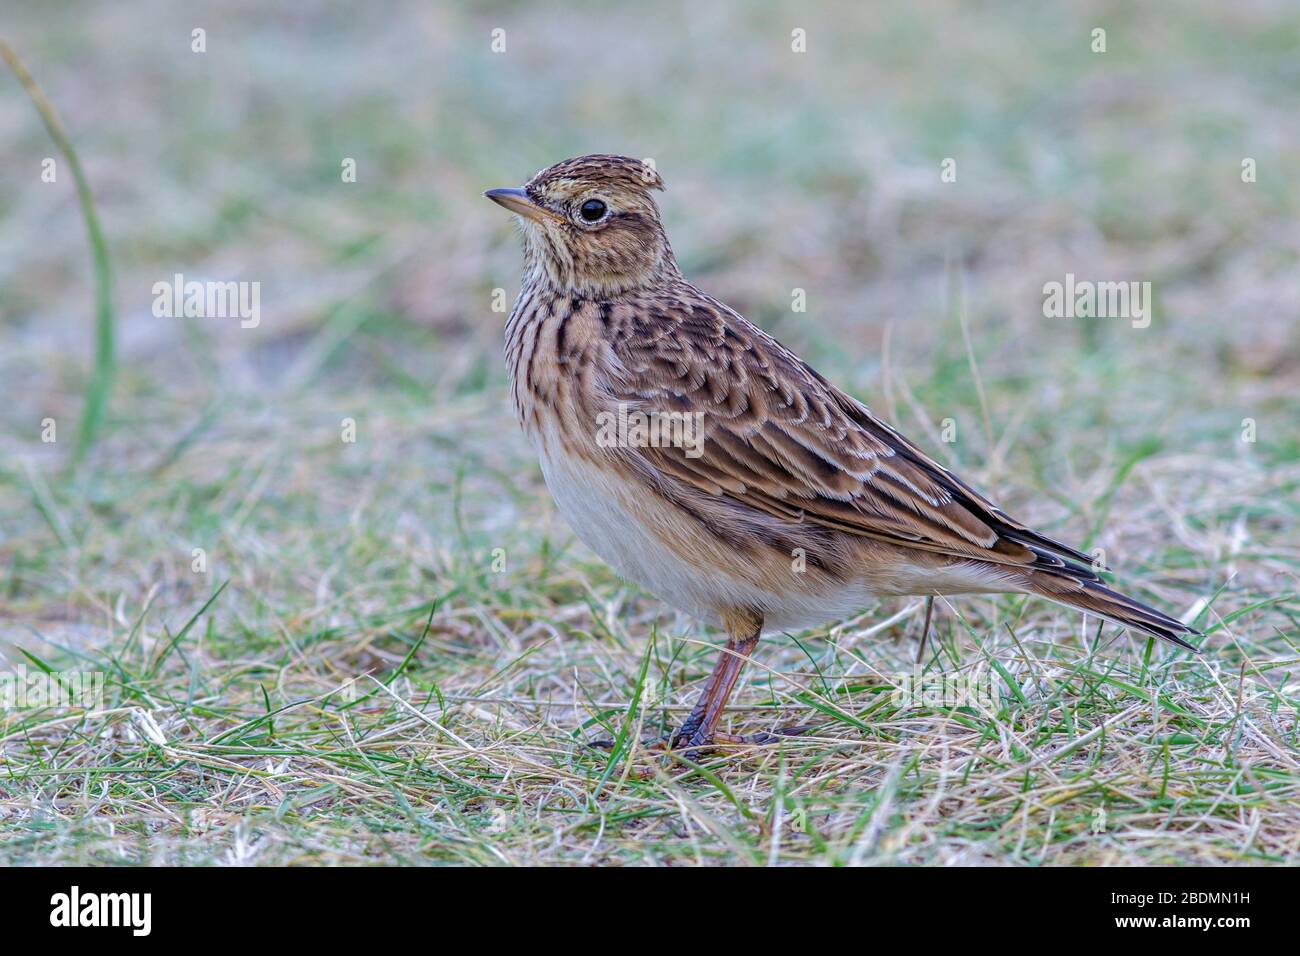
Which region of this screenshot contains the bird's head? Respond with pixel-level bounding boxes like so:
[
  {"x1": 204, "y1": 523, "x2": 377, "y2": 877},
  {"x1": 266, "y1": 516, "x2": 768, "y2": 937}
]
[{"x1": 485, "y1": 154, "x2": 677, "y2": 297}]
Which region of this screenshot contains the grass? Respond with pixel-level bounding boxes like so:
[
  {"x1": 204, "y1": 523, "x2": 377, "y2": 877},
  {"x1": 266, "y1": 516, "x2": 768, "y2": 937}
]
[
  {"x1": 1, "y1": 0, "x2": 1299, "y2": 866},
  {"x1": 0, "y1": 39, "x2": 115, "y2": 465}
]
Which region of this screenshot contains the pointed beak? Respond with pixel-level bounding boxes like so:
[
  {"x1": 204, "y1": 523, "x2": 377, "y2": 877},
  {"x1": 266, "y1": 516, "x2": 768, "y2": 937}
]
[{"x1": 483, "y1": 187, "x2": 564, "y2": 225}]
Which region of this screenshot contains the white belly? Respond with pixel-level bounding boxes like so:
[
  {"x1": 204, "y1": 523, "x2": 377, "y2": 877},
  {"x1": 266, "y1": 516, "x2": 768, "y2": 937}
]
[{"x1": 537, "y1": 451, "x2": 879, "y2": 631}]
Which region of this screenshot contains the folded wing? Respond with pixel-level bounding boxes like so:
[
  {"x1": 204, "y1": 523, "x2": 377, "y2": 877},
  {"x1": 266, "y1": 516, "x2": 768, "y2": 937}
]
[{"x1": 602, "y1": 292, "x2": 1099, "y2": 577}]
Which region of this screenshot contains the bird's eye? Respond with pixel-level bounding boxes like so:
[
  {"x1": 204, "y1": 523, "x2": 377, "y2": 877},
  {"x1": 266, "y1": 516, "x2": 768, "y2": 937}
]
[{"x1": 579, "y1": 199, "x2": 607, "y2": 222}]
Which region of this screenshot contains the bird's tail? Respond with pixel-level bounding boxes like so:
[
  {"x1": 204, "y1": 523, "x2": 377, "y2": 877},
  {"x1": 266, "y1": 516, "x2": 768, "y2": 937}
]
[{"x1": 1021, "y1": 567, "x2": 1200, "y2": 651}]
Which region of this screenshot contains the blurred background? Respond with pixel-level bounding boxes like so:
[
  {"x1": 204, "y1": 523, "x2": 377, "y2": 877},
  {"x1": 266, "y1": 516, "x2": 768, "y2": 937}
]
[
  {"x1": 2, "y1": 0, "x2": 1299, "y2": 868},
  {"x1": 1, "y1": 0, "x2": 1297, "y2": 647}
]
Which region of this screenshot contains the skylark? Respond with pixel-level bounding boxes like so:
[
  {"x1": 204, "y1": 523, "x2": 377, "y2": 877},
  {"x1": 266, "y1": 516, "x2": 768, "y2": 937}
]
[{"x1": 486, "y1": 154, "x2": 1198, "y2": 751}]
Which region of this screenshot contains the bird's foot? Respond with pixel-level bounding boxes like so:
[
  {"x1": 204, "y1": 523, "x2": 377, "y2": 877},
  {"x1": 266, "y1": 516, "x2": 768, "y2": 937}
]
[
  {"x1": 588, "y1": 723, "x2": 816, "y2": 758},
  {"x1": 585, "y1": 732, "x2": 673, "y2": 753},
  {"x1": 711, "y1": 724, "x2": 818, "y2": 746},
  {"x1": 671, "y1": 724, "x2": 816, "y2": 758}
]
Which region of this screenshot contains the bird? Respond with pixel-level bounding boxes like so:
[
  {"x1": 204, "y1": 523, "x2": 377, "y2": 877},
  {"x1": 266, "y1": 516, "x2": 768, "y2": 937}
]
[{"x1": 485, "y1": 154, "x2": 1199, "y2": 752}]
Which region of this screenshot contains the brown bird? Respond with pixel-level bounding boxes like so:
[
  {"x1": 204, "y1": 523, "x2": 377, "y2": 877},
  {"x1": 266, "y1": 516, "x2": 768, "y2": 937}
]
[{"x1": 486, "y1": 154, "x2": 1198, "y2": 752}]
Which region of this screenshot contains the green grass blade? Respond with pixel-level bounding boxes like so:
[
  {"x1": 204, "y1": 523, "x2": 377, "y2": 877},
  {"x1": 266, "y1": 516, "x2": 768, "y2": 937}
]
[{"x1": 1, "y1": 40, "x2": 115, "y2": 464}]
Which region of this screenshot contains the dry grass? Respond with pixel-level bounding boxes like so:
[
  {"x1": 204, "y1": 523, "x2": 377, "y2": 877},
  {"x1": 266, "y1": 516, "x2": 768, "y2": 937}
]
[{"x1": 1, "y1": 0, "x2": 1298, "y2": 865}]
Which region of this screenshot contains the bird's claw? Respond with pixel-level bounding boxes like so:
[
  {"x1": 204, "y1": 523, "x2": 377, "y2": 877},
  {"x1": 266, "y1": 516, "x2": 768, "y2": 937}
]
[{"x1": 587, "y1": 723, "x2": 815, "y2": 757}]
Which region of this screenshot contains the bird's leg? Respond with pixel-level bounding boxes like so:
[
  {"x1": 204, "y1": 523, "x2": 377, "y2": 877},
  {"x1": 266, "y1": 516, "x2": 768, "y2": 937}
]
[
  {"x1": 671, "y1": 610, "x2": 762, "y2": 752},
  {"x1": 915, "y1": 594, "x2": 935, "y2": 666}
]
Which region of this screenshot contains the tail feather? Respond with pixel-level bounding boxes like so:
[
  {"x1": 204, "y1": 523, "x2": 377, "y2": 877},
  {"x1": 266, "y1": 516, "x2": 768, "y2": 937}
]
[{"x1": 1023, "y1": 568, "x2": 1201, "y2": 652}]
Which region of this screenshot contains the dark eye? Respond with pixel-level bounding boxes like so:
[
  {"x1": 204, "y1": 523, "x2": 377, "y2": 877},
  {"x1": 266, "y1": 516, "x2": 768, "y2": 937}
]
[{"x1": 579, "y1": 199, "x2": 607, "y2": 222}]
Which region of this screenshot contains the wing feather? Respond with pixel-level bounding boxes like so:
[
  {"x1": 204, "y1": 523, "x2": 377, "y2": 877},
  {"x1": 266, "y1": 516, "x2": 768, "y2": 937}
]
[{"x1": 604, "y1": 289, "x2": 1098, "y2": 576}]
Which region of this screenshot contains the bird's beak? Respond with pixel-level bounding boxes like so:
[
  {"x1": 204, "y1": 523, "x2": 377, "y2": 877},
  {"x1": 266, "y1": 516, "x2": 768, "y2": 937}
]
[{"x1": 483, "y1": 187, "x2": 564, "y2": 225}]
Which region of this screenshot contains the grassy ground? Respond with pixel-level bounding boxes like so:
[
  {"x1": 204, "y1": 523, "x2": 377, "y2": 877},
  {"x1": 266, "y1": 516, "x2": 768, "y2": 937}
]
[{"x1": 1, "y1": 0, "x2": 1298, "y2": 865}]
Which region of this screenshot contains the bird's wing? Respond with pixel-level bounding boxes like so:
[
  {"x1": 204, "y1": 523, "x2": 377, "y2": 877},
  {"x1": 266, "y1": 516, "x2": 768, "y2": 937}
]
[{"x1": 601, "y1": 291, "x2": 1097, "y2": 574}]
